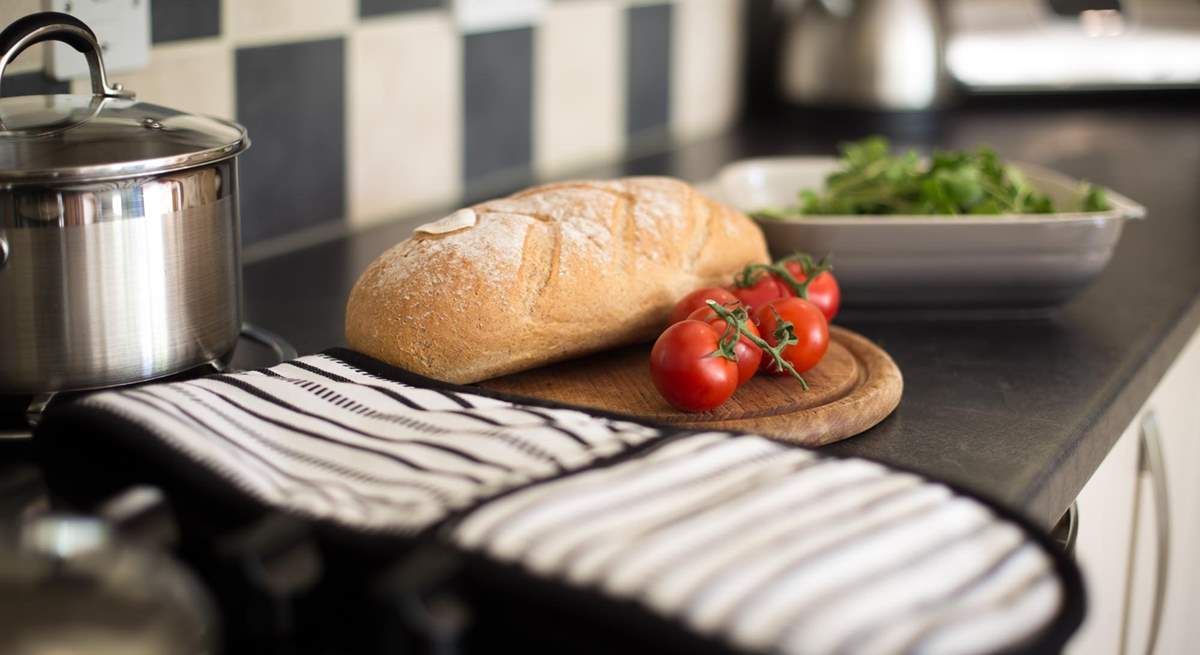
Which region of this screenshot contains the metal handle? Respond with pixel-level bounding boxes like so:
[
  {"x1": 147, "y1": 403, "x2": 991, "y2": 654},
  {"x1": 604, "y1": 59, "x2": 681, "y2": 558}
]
[
  {"x1": 1123, "y1": 411, "x2": 1171, "y2": 655},
  {"x1": 1123, "y1": 412, "x2": 1171, "y2": 652},
  {"x1": 1051, "y1": 501, "x2": 1079, "y2": 557},
  {"x1": 0, "y1": 11, "x2": 133, "y2": 99},
  {"x1": 241, "y1": 323, "x2": 299, "y2": 362},
  {"x1": 0, "y1": 231, "x2": 8, "y2": 270}
]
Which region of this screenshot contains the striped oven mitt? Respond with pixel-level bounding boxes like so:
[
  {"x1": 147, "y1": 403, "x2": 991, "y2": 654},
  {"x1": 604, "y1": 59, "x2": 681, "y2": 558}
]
[{"x1": 35, "y1": 349, "x2": 1083, "y2": 655}]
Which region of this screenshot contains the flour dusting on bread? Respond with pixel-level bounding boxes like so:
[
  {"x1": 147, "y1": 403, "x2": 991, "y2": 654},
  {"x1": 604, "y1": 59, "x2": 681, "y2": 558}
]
[{"x1": 345, "y1": 176, "x2": 768, "y2": 383}]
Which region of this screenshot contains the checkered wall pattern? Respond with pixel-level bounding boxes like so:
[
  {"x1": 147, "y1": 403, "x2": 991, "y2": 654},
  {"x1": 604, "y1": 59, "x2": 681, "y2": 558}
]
[{"x1": 0, "y1": 0, "x2": 744, "y2": 246}]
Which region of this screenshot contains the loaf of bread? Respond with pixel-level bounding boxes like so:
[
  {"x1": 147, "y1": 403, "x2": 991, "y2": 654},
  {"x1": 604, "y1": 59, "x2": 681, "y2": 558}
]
[{"x1": 345, "y1": 177, "x2": 769, "y2": 384}]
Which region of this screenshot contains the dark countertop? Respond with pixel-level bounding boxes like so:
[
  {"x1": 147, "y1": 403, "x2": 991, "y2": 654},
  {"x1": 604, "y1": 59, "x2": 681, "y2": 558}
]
[{"x1": 243, "y1": 96, "x2": 1200, "y2": 529}]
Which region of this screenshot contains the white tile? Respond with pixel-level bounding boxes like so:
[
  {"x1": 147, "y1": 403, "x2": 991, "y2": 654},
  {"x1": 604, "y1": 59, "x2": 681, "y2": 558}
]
[
  {"x1": 535, "y1": 0, "x2": 623, "y2": 177},
  {"x1": 347, "y1": 12, "x2": 461, "y2": 228},
  {"x1": 672, "y1": 0, "x2": 743, "y2": 141},
  {"x1": 228, "y1": 0, "x2": 354, "y2": 45},
  {"x1": 44, "y1": 0, "x2": 151, "y2": 80},
  {"x1": 71, "y1": 39, "x2": 234, "y2": 120},
  {"x1": 1, "y1": 0, "x2": 56, "y2": 74}
]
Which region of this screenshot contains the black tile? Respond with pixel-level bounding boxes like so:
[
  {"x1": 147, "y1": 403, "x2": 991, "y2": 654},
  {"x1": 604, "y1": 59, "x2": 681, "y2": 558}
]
[
  {"x1": 150, "y1": 0, "x2": 221, "y2": 43},
  {"x1": 626, "y1": 3, "x2": 672, "y2": 141},
  {"x1": 359, "y1": 0, "x2": 442, "y2": 18},
  {"x1": 236, "y1": 38, "x2": 345, "y2": 245},
  {"x1": 463, "y1": 27, "x2": 533, "y2": 185},
  {"x1": 0, "y1": 72, "x2": 69, "y2": 98}
]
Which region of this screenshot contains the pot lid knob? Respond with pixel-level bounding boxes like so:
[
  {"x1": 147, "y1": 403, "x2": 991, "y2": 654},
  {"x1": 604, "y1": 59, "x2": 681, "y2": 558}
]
[{"x1": 0, "y1": 11, "x2": 133, "y2": 100}]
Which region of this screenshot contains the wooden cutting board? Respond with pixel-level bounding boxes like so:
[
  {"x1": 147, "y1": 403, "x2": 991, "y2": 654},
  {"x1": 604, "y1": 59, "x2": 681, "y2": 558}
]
[{"x1": 479, "y1": 326, "x2": 902, "y2": 446}]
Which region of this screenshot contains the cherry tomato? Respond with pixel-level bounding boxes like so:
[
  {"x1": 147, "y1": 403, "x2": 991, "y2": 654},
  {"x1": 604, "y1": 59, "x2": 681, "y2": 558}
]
[
  {"x1": 782, "y1": 262, "x2": 841, "y2": 322},
  {"x1": 650, "y1": 321, "x2": 739, "y2": 412},
  {"x1": 668, "y1": 287, "x2": 741, "y2": 326},
  {"x1": 686, "y1": 306, "x2": 762, "y2": 385},
  {"x1": 755, "y1": 297, "x2": 829, "y2": 374},
  {"x1": 731, "y1": 275, "x2": 790, "y2": 315}
]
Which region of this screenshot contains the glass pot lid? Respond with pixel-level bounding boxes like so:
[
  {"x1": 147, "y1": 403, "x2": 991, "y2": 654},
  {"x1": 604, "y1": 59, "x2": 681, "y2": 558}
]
[{"x1": 0, "y1": 12, "x2": 249, "y2": 187}]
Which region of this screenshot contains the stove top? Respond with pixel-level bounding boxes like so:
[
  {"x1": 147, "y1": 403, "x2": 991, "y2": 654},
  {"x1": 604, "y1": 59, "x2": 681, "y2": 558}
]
[
  {"x1": 0, "y1": 323, "x2": 296, "y2": 436},
  {"x1": 0, "y1": 326, "x2": 456, "y2": 652},
  {"x1": 0, "y1": 327, "x2": 595, "y2": 655}
]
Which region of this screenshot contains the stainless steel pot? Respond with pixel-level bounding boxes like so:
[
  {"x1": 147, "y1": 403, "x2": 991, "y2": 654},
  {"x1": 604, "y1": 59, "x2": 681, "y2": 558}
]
[{"x1": 0, "y1": 12, "x2": 249, "y2": 394}]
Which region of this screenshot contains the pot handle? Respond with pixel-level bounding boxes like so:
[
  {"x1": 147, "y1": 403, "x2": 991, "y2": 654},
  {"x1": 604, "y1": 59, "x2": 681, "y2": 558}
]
[{"x1": 0, "y1": 11, "x2": 133, "y2": 99}]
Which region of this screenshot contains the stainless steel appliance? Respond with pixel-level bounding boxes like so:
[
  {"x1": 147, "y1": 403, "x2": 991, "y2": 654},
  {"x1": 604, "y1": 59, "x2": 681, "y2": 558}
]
[
  {"x1": 0, "y1": 12, "x2": 250, "y2": 394},
  {"x1": 946, "y1": 0, "x2": 1200, "y2": 91},
  {"x1": 779, "y1": 0, "x2": 949, "y2": 110}
]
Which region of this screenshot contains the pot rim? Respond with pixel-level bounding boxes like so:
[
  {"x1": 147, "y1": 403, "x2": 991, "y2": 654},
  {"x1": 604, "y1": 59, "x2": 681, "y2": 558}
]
[{"x1": 0, "y1": 131, "x2": 250, "y2": 189}]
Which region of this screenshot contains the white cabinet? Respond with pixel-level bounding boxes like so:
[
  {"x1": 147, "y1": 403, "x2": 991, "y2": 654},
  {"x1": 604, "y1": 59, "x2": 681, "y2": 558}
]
[
  {"x1": 1066, "y1": 326, "x2": 1200, "y2": 655},
  {"x1": 1066, "y1": 420, "x2": 1139, "y2": 655},
  {"x1": 1126, "y1": 327, "x2": 1200, "y2": 655}
]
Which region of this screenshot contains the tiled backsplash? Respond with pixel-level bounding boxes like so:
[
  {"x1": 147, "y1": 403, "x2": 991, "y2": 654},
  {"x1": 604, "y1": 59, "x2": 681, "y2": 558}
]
[{"x1": 0, "y1": 0, "x2": 744, "y2": 248}]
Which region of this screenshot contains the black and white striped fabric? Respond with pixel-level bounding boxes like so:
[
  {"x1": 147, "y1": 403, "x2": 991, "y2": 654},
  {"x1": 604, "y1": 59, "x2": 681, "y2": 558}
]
[
  {"x1": 455, "y1": 433, "x2": 1065, "y2": 655},
  {"x1": 44, "y1": 350, "x2": 1080, "y2": 654},
  {"x1": 72, "y1": 353, "x2": 660, "y2": 534}
]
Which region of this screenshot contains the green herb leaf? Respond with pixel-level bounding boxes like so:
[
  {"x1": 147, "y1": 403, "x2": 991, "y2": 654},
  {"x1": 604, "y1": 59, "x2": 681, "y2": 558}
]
[
  {"x1": 760, "y1": 137, "x2": 1100, "y2": 217},
  {"x1": 1080, "y1": 183, "x2": 1110, "y2": 212}
]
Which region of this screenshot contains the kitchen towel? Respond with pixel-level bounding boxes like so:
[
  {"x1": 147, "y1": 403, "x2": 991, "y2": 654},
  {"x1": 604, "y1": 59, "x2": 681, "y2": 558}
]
[{"x1": 35, "y1": 349, "x2": 1083, "y2": 655}]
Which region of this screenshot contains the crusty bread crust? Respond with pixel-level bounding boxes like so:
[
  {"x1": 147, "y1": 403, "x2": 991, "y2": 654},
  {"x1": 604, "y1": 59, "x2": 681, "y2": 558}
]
[{"x1": 344, "y1": 177, "x2": 769, "y2": 383}]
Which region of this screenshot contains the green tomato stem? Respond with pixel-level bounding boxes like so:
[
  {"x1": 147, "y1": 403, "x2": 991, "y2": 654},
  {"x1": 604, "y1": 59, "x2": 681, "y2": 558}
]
[
  {"x1": 704, "y1": 300, "x2": 809, "y2": 390},
  {"x1": 733, "y1": 251, "x2": 833, "y2": 301}
]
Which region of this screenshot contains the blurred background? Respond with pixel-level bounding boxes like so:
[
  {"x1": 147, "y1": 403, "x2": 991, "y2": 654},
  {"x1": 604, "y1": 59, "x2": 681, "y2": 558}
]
[
  {"x1": 2, "y1": 0, "x2": 1196, "y2": 250},
  {"x1": 2, "y1": 0, "x2": 740, "y2": 248},
  {"x1": 3, "y1": 2, "x2": 1200, "y2": 654}
]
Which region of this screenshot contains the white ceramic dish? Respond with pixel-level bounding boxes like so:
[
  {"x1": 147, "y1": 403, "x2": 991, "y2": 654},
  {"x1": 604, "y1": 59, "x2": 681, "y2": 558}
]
[{"x1": 705, "y1": 157, "x2": 1146, "y2": 309}]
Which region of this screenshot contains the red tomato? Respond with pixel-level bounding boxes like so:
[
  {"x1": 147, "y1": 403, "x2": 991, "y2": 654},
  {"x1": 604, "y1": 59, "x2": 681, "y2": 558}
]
[
  {"x1": 755, "y1": 298, "x2": 830, "y2": 374},
  {"x1": 782, "y1": 262, "x2": 841, "y2": 322},
  {"x1": 731, "y1": 275, "x2": 790, "y2": 315},
  {"x1": 650, "y1": 321, "x2": 739, "y2": 412},
  {"x1": 686, "y1": 306, "x2": 762, "y2": 385},
  {"x1": 668, "y1": 287, "x2": 741, "y2": 326}
]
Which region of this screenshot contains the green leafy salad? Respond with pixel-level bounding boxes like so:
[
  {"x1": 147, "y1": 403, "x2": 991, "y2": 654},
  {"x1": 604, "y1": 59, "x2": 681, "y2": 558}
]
[{"x1": 754, "y1": 137, "x2": 1110, "y2": 219}]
